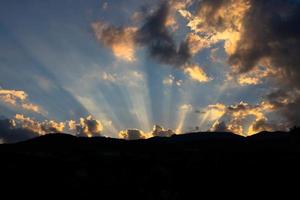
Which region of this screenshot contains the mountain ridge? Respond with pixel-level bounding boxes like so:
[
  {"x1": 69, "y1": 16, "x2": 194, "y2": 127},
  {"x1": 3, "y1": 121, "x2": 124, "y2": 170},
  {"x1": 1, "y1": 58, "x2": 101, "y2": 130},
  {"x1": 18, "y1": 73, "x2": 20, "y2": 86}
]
[{"x1": 1, "y1": 128, "x2": 300, "y2": 198}]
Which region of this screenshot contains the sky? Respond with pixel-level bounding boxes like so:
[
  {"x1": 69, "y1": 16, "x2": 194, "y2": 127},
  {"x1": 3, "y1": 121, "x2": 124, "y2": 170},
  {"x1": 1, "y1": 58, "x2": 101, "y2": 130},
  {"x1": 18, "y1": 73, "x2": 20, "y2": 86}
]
[{"x1": 1, "y1": 0, "x2": 300, "y2": 142}]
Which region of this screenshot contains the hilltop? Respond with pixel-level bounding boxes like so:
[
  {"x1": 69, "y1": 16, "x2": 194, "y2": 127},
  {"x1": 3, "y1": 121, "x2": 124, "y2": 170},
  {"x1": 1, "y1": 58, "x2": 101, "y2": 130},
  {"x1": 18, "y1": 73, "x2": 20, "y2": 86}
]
[{"x1": 1, "y1": 129, "x2": 300, "y2": 198}]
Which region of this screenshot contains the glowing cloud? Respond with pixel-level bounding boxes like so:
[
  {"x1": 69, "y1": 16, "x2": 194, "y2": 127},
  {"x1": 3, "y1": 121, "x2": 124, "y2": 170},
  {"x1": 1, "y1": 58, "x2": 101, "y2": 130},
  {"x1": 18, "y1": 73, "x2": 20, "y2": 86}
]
[
  {"x1": 119, "y1": 129, "x2": 146, "y2": 140},
  {"x1": 75, "y1": 115, "x2": 103, "y2": 137},
  {"x1": 91, "y1": 22, "x2": 137, "y2": 62},
  {"x1": 163, "y1": 75, "x2": 182, "y2": 86},
  {"x1": 6, "y1": 114, "x2": 105, "y2": 139},
  {"x1": 14, "y1": 114, "x2": 44, "y2": 134},
  {"x1": 0, "y1": 88, "x2": 41, "y2": 113},
  {"x1": 183, "y1": 64, "x2": 211, "y2": 83},
  {"x1": 0, "y1": 118, "x2": 39, "y2": 143},
  {"x1": 152, "y1": 125, "x2": 175, "y2": 137},
  {"x1": 179, "y1": 0, "x2": 250, "y2": 55},
  {"x1": 14, "y1": 114, "x2": 65, "y2": 135},
  {"x1": 203, "y1": 101, "x2": 280, "y2": 136},
  {"x1": 235, "y1": 60, "x2": 281, "y2": 86},
  {"x1": 119, "y1": 124, "x2": 176, "y2": 140}
]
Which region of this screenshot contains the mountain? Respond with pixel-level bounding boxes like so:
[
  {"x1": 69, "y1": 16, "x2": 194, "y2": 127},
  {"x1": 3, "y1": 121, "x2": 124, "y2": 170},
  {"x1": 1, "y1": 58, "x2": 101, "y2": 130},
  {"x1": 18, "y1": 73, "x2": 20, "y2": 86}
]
[{"x1": 1, "y1": 130, "x2": 300, "y2": 198}]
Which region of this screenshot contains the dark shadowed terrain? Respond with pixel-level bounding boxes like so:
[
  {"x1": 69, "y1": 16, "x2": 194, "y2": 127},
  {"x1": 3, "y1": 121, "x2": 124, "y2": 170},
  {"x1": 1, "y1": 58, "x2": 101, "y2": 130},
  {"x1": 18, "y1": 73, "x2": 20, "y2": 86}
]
[{"x1": 1, "y1": 129, "x2": 300, "y2": 198}]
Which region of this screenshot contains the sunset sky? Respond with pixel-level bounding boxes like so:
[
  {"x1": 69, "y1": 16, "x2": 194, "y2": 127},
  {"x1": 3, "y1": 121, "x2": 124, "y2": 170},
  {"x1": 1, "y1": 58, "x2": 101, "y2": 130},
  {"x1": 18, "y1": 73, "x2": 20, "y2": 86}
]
[{"x1": 1, "y1": 0, "x2": 300, "y2": 141}]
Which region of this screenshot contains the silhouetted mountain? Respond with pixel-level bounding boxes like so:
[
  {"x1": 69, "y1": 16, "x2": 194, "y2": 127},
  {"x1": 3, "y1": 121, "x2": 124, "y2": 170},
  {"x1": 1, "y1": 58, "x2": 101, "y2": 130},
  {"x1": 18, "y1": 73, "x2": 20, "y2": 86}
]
[{"x1": 1, "y1": 129, "x2": 300, "y2": 198}]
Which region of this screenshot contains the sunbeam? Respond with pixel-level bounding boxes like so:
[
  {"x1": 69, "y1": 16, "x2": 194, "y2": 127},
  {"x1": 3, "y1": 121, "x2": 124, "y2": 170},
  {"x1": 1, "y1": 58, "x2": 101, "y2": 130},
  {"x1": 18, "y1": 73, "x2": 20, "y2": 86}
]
[
  {"x1": 1, "y1": 0, "x2": 299, "y2": 139},
  {"x1": 198, "y1": 81, "x2": 230, "y2": 130}
]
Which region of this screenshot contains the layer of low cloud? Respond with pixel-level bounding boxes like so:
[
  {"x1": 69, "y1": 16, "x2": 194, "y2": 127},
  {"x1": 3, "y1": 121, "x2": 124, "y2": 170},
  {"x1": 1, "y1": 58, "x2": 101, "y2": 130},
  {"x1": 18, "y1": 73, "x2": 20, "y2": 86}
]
[
  {"x1": 0, "y1": 114, "x2": 105, "y2": 143},
  {"x1": 75, "y1": 115, "x2": 103, "y2": 137},
  {"x1": 119, "y1": 125, "x2": 176, "y2": 140},
  {"x1": 0, "y1": 118, "x2": 39, "y2": 144},
  {"x1": 152, "y1": 125, "x2": 175, "y2": 137},
  {"x1": 119, "y1": 129, "x2": 146, "y2": 140},
  {"x1": 204, "y1": 101, "x2": 287, "y2": 136}
]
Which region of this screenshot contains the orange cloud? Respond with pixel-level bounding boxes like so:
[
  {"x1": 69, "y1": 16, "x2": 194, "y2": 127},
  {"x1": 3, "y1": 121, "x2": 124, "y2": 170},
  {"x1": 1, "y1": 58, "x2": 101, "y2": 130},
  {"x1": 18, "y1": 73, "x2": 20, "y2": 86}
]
[
  {"x1": 119, "y1": 124, "x2": 176, "y2": 140},
  {"x1": 204, "y1": 101, "x2": 279, "y2": 136},
  {"x1": 14, "y1": 114, "x2": 43, "y2": 134},
  {"x1": 12, "y1": 114, "x2": 105, "y2": 138},
  {"x1": 0, "y1": 88, "x2": 41, "y2": 113},
  {"x1": 152, "y1": 125, "x2": 175, "y2": 137},
  {"x1": 91, "y1": 22, "x2": 137, "y2": 62},
  {"x1": 119, "y1": 129, "x2": 146, "y2": 140},
  {"x1": 179, "y1": 0, "x2": 250, "y2": 55},
  {"x1": 77, "y1": 115, "x2": 103, "y2": 137},
  {"x1": 14, "y1": 114, "x2": 66, "y2": 135},
  {"x1": 183, "y1": 64, "x2": 211, "y2": 83}
]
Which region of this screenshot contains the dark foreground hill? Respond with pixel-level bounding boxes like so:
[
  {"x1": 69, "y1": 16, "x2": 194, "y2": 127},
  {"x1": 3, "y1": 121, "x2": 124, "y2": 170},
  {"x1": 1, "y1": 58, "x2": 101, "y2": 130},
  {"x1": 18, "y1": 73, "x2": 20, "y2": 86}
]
[{"x1": 1, "y1": 130, "x2": 300, "y2": 198}]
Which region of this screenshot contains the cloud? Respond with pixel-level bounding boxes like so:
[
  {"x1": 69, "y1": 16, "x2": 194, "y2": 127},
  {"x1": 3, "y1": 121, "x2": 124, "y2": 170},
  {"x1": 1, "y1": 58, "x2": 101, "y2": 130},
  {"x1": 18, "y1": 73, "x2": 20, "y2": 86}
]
[
  {"x1": 164, "y1": 0, "x2": 193, "y2": 31},
  {"x1": 91, "y1": 1, "x2": 213, "y2": 83},
  {"x1": 14, "y1": 114, "x2": 65, "y2": 134},
  {"x1": 0, "y1": 89, "x2": 27, "y2": 101},
  {"x1": 227, "y1": 0, "x2": 300, "y2": 126},
  {"x1": 203, "y1": 101, "x2": 281, "y2": 136},
  {"x1": 266, "y1": 89, "x2": 300, "y2": 127},
  {"x1": 14, "y1": 114, "x2": 44, "y2": 134},
  {"x1": 91, "y1": 21, "x2": 137, "y2": 62},
  {"x1": 236, "y1": 65, "x2": 279, "y2": 86},
  {"x1": 0, "y1": 118, "x2": 39, "y2": 143},
  {"x1": 163, "y1": 75, "x2": 182, "y2": 86},
  {"x1": 119, "y1": 124, "x2": 176, "y2": 140},
  {"x1": 179, "y1": 0, "x2": 300, "y2": 87},
  {"x1": 228, "y1": 0, "x2": 300, "y2": 75},
  {"x1": 185, "y1": 33, "x2": 211, "y2": 55},
  {"x1": 74, "y1": 115, "x2": 103, "y2": 137},
  {"x1": 249, "y1": 119, "x2": 280, "y2": 134},
  {"x1": 179, "y1": 0, "x2": 250, "y2": 55},
  {"x1": 92, "y1": 2, "x2": 192, "y2": 67},
  {"x1": 119, "y1": 129, "x2": 146, "y2": 140},
  {"x1": 152, "y1": 125, "x2": 175, "y2": 137},
  {"x1": 178, "y1": 0, "x2": 300, "y2": 127},
  {"x1": 0, "y1": 114, "x2": 68, "y2": 143},
  {"x1": 183, "y1": 64, "x2": 211, "y2": 83},
  {"x1": 41, "y1": 120, "x2": 65, "y2": 133},
  {"x1": 0, "y1": 113, "x2": 107, "y2": 143},
  {"x1": 0, "y1": 88, "x2": 41, "y2": 113},
  {"x1": 135, "y1": 2, "x2": 191, "y2": 66},
  {"x1": 209, "y1": 120, "x2": 230, "y2": 132}
]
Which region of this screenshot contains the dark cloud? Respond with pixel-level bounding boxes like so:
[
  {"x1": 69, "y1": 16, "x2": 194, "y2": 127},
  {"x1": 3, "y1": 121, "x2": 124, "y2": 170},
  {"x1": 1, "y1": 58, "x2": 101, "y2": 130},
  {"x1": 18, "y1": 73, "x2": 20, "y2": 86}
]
[
  {"x1": 210, "y1": 121, "x2": 230, "y2": 132},
  {"x1": 0, "y1": 119, "x2": 39, "y2": 143},
  {"x1": 195, "y1": 0, "x2": 234, "y2": 31},
  {"x1": 134, "y1": 2, "x2": 191, "y2": 66},
  {"x1": 152, "y1": 125, "x2": 175, "y2": 137},
  {"x1": 223, "y1": 0, "x2": 300, "y2": 127},
  {"x1": 119, "y1": 129, "x2": 146, "y2": 140},
  {"x1": 92, "y1": 2, "x2": 193, "y2": 67},
  {"x1": 267, "y1": 89, "x2": 300, "y2": 126},
  {"x1": 229, "y1": 0, "x2": 300, "y2": 80},
  {"x1": 251, "y1": 119, "x2": 281, "y2": 133},
  {"x1": 75, "y1": 116, "x2": 103, "y2": 137}
]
